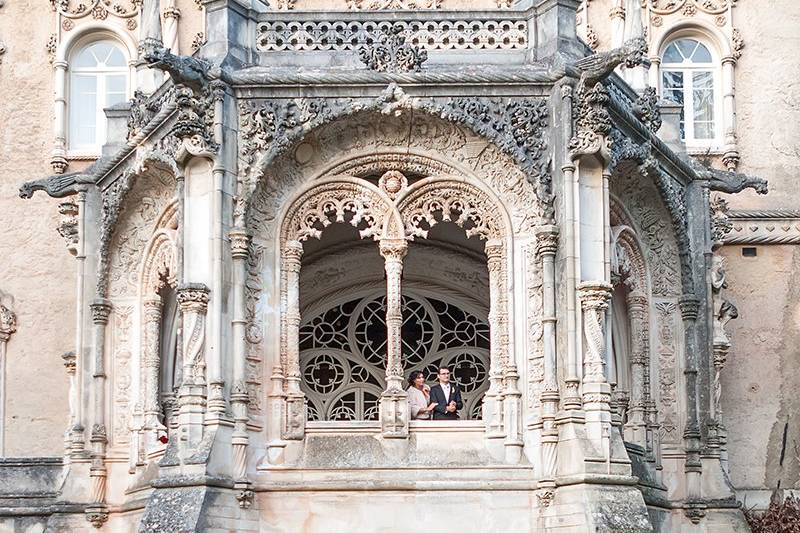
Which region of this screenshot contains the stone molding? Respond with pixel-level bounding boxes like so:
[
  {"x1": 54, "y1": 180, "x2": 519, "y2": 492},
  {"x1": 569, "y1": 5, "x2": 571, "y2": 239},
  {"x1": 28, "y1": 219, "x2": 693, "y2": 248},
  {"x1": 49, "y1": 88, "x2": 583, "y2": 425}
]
[{"x1": 725, "y1": 210, "x2": 800, "y2": 245}]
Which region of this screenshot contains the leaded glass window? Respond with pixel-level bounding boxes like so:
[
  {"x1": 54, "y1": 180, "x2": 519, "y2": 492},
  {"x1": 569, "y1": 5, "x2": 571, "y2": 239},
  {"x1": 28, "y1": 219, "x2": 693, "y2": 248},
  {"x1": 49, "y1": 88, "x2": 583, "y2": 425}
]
[
  {"x1": 660, "y1": 38, "x2": 719, "y2": 144},
  {"x1": 300, "y1": 290, "x2": 490, "y2": 421}
]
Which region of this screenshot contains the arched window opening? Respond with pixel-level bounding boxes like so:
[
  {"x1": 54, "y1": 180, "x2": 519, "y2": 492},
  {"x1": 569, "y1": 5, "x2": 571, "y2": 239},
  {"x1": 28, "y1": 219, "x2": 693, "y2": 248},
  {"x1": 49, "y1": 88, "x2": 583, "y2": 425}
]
[
  {"x1": 660, "y1": 37, "x2": 719, "y2": 144},
  {"x1": 68, "y1": 39, "x2": 129, "y2": 151},
  {"x1": 298, "y1": 223, "x2": 386, "y2": 422},
  {"x1": 406, "y1": 222, "x2": 491, "y2": 421}
]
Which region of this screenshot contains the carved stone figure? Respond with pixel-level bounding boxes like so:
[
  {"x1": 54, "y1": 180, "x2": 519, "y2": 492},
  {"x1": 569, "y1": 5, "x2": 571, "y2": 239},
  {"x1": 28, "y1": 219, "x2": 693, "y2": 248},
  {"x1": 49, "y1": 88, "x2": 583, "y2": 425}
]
[
  {"x1": 19, "y1": 170, "x2": 95, "y2": 199},
  {"x1": 569, "y1": 37, "x2": 651, "y2": 89},
  {"x1": 141, "y1": 41, "x2": 212, "y2": 90}
]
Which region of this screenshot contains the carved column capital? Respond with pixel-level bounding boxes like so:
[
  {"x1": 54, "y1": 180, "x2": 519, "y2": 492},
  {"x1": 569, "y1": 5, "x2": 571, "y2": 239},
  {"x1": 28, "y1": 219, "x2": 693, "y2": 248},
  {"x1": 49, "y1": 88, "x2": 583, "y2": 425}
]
[
  {"x1": 229, "y1": 229, "x2": 250, "y2": 260},
  {"x1": 577, "y1": 281, "x2": 613, "y2": 311},
  {"x1": 626, "y1": 291, "x2": 648, "y2": 313},
  {"x1": 89, "y1": 299, "x2": 112, "y2": 325},
  {"x1": 679, "y1": 294, "x2": 700, "y2": 321},
  {"x1": 162, "y1": 6, "x2": 181, "y2": 19},
  {"x1": 485, "y1": 239, "x2": 504, "y2": 269},
  {"x1": 379, "y1": 238, "x2": 408, "y2": 261},
  {"x1": 282, "y1": 240, "x2": 304, "y2": 272},
  {"x1": 177, "y1": 283, "x2": 210, "y2": 314},
  {"x1": 535, "y1": 225, "x2": 560, "y2": 257}
]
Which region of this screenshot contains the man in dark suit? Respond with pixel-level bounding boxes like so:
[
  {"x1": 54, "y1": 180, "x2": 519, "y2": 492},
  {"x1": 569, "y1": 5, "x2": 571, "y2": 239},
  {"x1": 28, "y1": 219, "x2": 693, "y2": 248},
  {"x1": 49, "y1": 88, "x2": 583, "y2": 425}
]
[{"x1": 428, "y1": 366, "x2": 463, "y2": 420}]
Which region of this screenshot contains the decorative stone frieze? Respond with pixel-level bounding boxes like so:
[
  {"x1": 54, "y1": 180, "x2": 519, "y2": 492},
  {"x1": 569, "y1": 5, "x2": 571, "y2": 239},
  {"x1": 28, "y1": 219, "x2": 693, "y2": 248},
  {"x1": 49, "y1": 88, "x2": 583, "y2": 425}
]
[{"x1": 725, "y1": 209, "x2": 800, "y2": 245}]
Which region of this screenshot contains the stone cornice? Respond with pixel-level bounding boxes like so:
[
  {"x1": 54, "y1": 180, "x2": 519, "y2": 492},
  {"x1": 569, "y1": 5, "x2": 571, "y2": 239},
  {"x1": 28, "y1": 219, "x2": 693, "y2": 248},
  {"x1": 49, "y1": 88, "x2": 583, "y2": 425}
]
[{"x1": 725, "y1": 210, "x2": 800, "y2": 245}]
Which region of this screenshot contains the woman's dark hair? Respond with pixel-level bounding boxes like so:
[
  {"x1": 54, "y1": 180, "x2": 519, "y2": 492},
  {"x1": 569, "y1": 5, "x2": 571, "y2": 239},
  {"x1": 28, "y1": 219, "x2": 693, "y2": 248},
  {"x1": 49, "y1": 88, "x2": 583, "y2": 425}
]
[{"x1": 407, "y1": 370, "x2": 424, "y2": 388}]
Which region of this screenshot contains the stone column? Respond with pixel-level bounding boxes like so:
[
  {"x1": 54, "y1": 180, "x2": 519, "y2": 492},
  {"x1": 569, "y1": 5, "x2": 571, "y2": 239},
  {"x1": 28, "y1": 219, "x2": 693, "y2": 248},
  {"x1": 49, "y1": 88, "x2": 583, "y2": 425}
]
[
  {"x1": 679, "y1": 294, "x2": 703, "y2": 506},
  {"x1": 87, "y1": 299, "x2": 111, "y2": 528},
  {"x1": 62, "y1": 351, "x2": 77, "y2": 457},
  {"x1": 51, "y1": 59, "x2": 68, "y2": 173},
  {"x1": 177, "y1": 283, "x2": 210, "y2": 445},
  {"x1": 624, "y1": 291, "x2": 648, "y2": 447},
  {"x1": 0, "y1": 299, "x2": 16, "y2": 456},
  {"x1": 142, "y1": 296, "x2": 165, "y2": 446},
  {"x1": 577, "y1": 282, "x2": 613, "y2": 448},
  {"x1": 282, "y1": 241, "x2": 305, "y2": 440},
  {"x1": 609, "y1": 1, "x2": 626, "y2": 49},
  {"x1": 379, "y1": 239, "x2": 409, "y2": 438},
  {"x1": 483, "y1": 240, "x2": 505, "y2": 438},
  {"x1": 162, "y1": 2, "x2": 181, "y2": 55},
  {"x1": 721, "y1": 57, "x2": 739, "y2": 171},
  {"x1": 535, "y1": 226, "x2": 560, "y2": 486},
  {"x1": 562, "y1": 163, "x2": 582, "y2": 411},
  {"x1": 229, "y1": 229, "x2": 250, "y2": 483}
]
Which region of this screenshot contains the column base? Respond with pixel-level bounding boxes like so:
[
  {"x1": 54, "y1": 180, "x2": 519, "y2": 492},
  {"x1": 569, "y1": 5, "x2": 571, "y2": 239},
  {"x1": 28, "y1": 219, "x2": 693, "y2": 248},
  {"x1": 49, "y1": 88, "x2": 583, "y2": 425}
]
[{"x1": 379, "y1": 388, "x2": 409, "y2": 438}]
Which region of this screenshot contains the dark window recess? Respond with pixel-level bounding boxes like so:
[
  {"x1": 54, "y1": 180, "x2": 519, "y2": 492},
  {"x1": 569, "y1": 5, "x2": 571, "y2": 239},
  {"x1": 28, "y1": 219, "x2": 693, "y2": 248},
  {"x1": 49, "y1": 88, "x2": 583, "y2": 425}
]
[{"x1": 742, "y1": 247, "x2": 757, "y2": 257}]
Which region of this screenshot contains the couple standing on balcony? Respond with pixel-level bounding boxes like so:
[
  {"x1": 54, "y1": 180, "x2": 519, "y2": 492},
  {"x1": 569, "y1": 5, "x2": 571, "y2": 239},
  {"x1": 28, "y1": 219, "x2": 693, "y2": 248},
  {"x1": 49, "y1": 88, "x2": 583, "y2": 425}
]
[{"x1": 407, "y1": 367, "x2": 464, "y2": 420}]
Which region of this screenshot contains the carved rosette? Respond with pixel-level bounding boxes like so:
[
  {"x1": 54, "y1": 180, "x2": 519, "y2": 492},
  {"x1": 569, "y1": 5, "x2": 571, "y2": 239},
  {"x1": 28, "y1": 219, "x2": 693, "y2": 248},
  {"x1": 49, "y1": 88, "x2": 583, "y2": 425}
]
[{"x1": 577, "y1": 282, "x2": 612, "y2": 384}]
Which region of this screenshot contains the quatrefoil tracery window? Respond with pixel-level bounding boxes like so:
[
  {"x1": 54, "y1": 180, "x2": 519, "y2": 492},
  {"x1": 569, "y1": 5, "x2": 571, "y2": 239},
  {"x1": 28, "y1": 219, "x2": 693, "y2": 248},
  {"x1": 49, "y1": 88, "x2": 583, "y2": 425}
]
[{"x1": 300, "y1": 289, "x2": 490, "y2": 421}]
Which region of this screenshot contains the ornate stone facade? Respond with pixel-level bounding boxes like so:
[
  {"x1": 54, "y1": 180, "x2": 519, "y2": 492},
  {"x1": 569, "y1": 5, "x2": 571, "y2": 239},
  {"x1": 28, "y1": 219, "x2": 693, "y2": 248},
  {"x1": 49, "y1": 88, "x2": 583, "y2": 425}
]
[{"x1": 0, "y1": 1, "x2": 796, "y2": 532}]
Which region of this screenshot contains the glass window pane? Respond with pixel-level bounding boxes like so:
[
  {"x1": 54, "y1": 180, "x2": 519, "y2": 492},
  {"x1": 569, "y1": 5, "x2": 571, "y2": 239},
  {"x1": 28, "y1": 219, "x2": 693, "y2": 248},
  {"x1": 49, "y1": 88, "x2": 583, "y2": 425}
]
[
  {"x1": 105, "y1": 74, "x2": 127, "y2": 99},
  {"x1": 691, "y1": 42, "x2": 712, "y2": 63},
  {"x1": 106, "y1": 46, "x2": 127, "y2": 67},
  {"x1": 89, "y1": 42, "x2": 113, "y2": 66},
  {"x1": 72, "y1": 48, "x2": 98, "y2": 68},
  {"x1": 692, "y1": 71, "x2": 715, "y2": 138},
  {"x1": 676, "y1": 39, "x2": 698, "y2": 61},
  {"x1": 662, "y1": 43, "x2": 682, "y2": 63},
  {"x1": 70, "y1": 74, "x2": 98, "y2": 147}
]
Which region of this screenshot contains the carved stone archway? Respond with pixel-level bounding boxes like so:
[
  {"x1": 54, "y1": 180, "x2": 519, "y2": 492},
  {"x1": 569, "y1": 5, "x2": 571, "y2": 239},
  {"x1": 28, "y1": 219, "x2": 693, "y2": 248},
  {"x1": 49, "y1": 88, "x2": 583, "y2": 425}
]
[{"x1": 610, "y1": 200, "x2": 657, "y2": 456}]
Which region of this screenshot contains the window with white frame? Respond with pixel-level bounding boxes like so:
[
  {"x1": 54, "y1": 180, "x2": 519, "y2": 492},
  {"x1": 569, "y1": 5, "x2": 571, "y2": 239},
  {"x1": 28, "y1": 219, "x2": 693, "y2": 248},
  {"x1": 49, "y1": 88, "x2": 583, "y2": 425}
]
[
  {"x1": 660, "y1": 37, "x2": 720, "y2": 145},
  {"x1": 68, "y1": 40, "x2": 129, "y2": 152}
]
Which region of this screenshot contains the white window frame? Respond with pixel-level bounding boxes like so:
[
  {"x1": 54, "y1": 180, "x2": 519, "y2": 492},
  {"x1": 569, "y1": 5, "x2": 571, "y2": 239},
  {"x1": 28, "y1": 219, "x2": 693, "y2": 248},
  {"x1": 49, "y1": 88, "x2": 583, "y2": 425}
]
[
  {"x1": 659, "y1": 34, "x2": 724, "y2": 151},
  {"x1": 67, "y1": 38, "x2": 131, "y2": 156}
]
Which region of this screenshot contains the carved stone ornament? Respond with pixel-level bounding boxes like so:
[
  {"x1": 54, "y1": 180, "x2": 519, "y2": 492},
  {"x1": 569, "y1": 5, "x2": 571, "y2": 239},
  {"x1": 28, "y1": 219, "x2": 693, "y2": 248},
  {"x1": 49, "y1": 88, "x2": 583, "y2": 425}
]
[
  {"x1": 649, "y1": 0, "x2": 733, "y2": 16},
  {"x1": 632, "y1": 87, "x2": 662, "y2": 133},
  {"x1": 577, "y1": 281, "x2": 613, "y2": 383},
  {"x1": 141, "y1": 40, "x2": 212, "y2": 91},
  {"x1": 347, "y1": 0, "x2": 440, "y2": 7},
  {"x1": 569, "y1": 82, "x2": 612, "y2": 160},
  {"x1": 236, "y1": 489, "x2": 255, "y2": 509},
  {"x1": 357, "y1": 24, "x2": 428, "y2": 73},
  {"x1": 570, "y1": 37, "x2": 650, "y2": 89},
  {"x1": 237, "y1": 85, "x2": 552, "y2": 225},
  {"x1": 709, "y1": 194, "x2": 732, "y2": 248},
  {"x1": 0, "y1": 40, "x2": 6, "y2": 65},
  {"x1": 170, "y1": 83, "x2": 219, "y2": 153},
  {"x1": 62, "y1": 351, "x2": 77, "y2": 375},
  {"x1": 0, "y1": 290, "x2": 17, "y2": 340},
  {"x1": 731, "y1": 28, "x2": 744, "y2": 60},
  {"x1": 51, "y1": 0, "x2": 142, "y2": 20},
  {"x1": 57, "y1": 201, "x2": 80, "y2": 255},
  {"x1": 686, "y1": 157, "x2": 768, "y2": 195}
]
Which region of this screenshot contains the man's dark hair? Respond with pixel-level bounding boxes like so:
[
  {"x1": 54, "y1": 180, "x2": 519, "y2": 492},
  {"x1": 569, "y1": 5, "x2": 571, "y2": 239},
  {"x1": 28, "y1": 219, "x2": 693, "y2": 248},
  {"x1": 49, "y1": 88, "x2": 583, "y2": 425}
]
[{"x1": 438, "y1": 366, "x2": 450, "y2": 373}]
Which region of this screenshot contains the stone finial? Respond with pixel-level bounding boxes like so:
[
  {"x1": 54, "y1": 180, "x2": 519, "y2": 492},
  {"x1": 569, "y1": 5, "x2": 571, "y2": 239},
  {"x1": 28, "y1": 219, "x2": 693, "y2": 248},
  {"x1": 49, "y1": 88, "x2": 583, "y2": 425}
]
[{"x1": 378, "y1": 170, "x2": 408, "y2": 199}]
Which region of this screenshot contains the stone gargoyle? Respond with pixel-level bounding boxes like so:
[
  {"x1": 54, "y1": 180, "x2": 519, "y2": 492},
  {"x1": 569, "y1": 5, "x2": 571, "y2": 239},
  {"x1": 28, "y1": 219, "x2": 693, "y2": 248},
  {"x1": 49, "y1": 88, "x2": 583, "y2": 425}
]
[
  {"x1": 687, "y1": 157, "x2": 769, "y2": 194},
  {"x1": 568, "y1": 37, "x2": 651, "y2": 89},
  {"x1": 141, "y1": 39, "x2": 212, "y2": 91},
  {"x1": 19, "y1": 170, "x2": 96, "y2": 199}
]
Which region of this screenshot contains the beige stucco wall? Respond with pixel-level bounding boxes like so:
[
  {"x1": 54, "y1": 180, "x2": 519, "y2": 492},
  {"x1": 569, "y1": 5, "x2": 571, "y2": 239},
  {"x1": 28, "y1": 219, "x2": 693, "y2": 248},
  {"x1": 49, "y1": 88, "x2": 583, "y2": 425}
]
[
  {"x1": 0, "y1": 2, "x2": 72, "y2": 456},
  {"x1": 0, "y1": 0, "x2": 204, "y2": 457},
  {"x1": 718, "y1": 0, "x2": 800, "y2": 495}
]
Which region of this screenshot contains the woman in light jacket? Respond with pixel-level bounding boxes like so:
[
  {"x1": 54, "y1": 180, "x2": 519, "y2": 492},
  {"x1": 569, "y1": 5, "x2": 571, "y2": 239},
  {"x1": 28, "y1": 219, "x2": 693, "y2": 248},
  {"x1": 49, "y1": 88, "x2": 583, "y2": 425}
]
[{"x1": 407, "y1": 370, "x2": 437, "y2": 420}]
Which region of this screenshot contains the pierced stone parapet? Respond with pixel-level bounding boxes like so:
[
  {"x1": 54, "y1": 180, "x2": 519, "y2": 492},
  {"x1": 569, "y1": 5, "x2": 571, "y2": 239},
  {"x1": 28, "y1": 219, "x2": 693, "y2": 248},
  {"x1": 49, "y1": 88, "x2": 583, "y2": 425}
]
[{"x1": 256, "y1": 19, "x2": 528, "y2": 53}]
